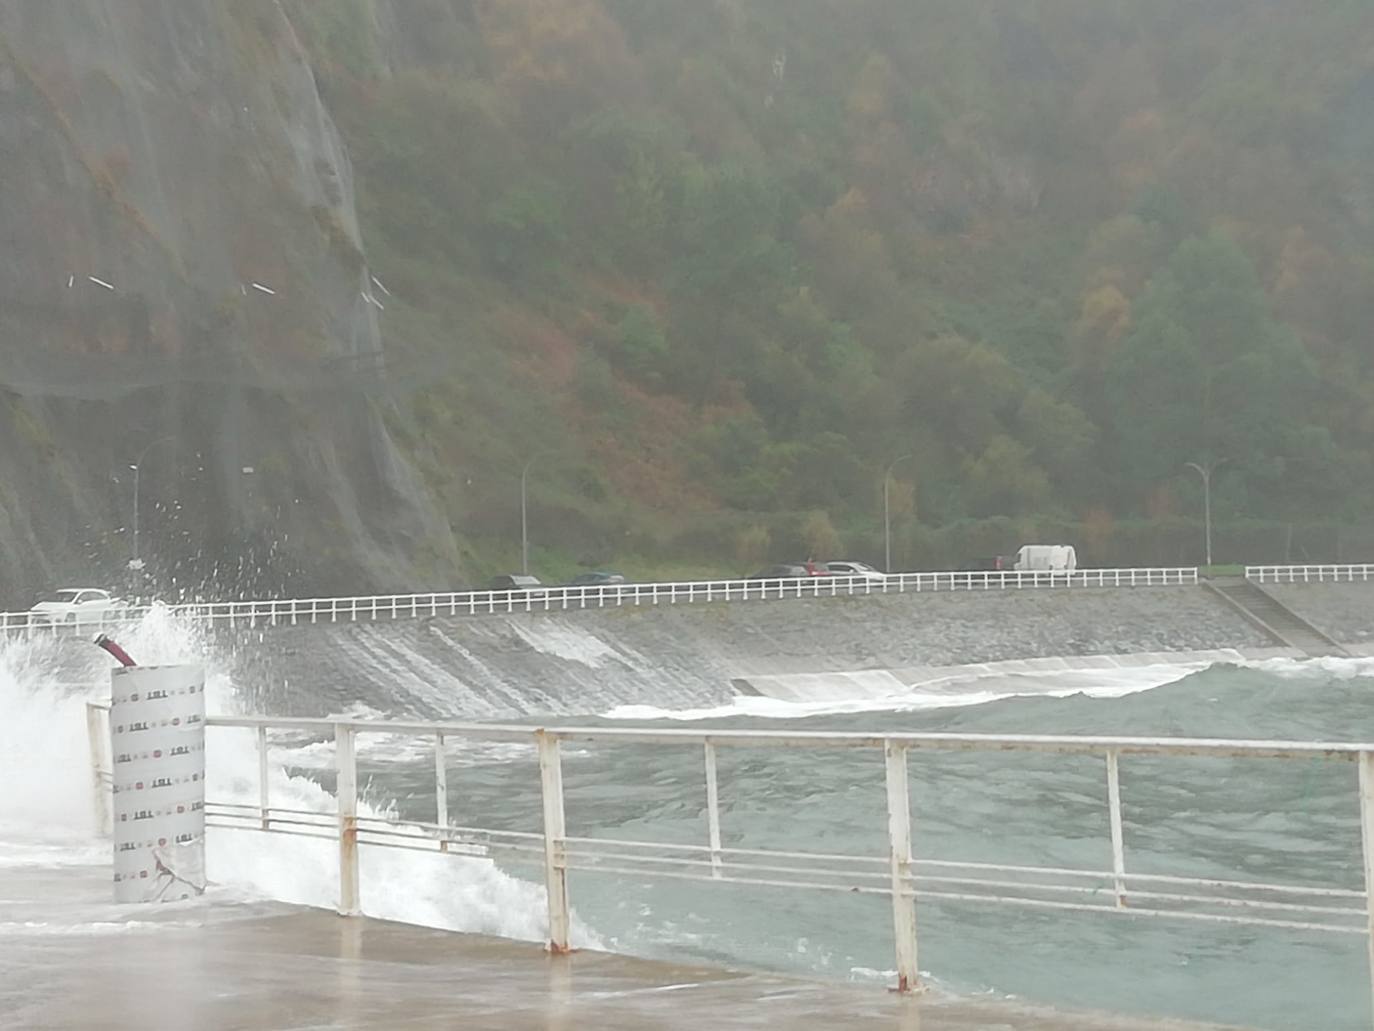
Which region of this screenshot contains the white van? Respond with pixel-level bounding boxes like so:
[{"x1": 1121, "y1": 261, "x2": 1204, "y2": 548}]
[{"x1": 1013, "y1": 545, "x2": 1077, "y2": 572}]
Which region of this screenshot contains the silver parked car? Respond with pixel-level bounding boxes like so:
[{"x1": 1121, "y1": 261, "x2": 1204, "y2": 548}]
[
  {"x1": 822, "y1": 561, "x2": 887, "y2": 581},
  {"x1": 29, "y1": 587, "x2": 125, "y2": 626}
]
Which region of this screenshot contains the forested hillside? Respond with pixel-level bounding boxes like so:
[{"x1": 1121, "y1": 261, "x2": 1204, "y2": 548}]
[{"x1": 287, "y1": 0, "x2": 1374, "y2": 575}]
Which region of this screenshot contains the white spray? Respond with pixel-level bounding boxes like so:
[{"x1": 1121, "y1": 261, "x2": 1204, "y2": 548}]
[{"x1": 0, "y1": 610, "x2": 600, "y2": 946}]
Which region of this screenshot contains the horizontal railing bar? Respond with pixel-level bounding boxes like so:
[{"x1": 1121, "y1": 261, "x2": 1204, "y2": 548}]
[
  {"x1": 916, "y1": 859, "x2": 1365, "y2": 900},
  {"x1": 207, "y1": 803, "x2": 332, "y2": 821},
  {"x1": 913, "y1": 873, "x2": 1113, "y2": 897},
  {"x1": 914, "y1": 890, "x2": 1367, "y2": 934},
  {"x1": 561, "y1": 862, "x2": 900, "y2": 898},
  {"x1": 914, "y1": 858, "x2": 1123, "y2": 881},
  {"x1": 1126, "y1": 890, "x2": 1365, "y2": 918},
  {"x1": 564, "y1": 835, "x2": 717, "y2": 856},
  {"x1": 205, "y1": 822, "x2": 337, "y2": 844},
  {"x1": 215, "y1": 814, "x2": 333, "y2": 832},
  {"x1": 566, "y1": 837, "x2": 899, "y2": 869},
  {"x1": 407, "y1": 820, "x2": 547, "y2": 843},
  {"x1": 259, "y1": 806, "x2": 334, "y2": 820},
  {"x1": 203, "y1": 716, "x2": 1374, "y2": 759},
  {"x1": 721, "y1": 845, "x2": 888, "y2": 866},
  {"x1": 1122, "y1": 871, "x2": 1366, "y2": 899},
  {"x1": 349, "y1": 820, "x2": 546, "y2": 850},
  {"x1": 567, "y1": 849, "x2": 891, "y2": 882},
  {"x1": 353, "y1": 833, "x2": 545, "y2": 859}
]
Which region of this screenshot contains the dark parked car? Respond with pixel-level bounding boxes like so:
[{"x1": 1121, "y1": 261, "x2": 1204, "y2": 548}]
[
  {"x1": 547, "y1": 571, "x2": 629, "y2": 600},
  {"x1": 487, "y1": 574, "x2": 546, "y2": 593}
]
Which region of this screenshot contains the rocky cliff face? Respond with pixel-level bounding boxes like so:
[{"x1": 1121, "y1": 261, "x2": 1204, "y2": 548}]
[{"x1": 0, "y1": 0, "x2": 456, "y2": 602}]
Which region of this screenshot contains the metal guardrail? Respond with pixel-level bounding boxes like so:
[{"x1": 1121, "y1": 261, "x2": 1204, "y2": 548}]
[
  {"x1": 1247, "y1": 564, "x2": 1374, "y2": 584},
  {"x1": 5, "y1": 567, "x2": 1198, "y2": 635},
  {"x1": 82, "y1": 704, "x2": 1374, "y2": 1010}
]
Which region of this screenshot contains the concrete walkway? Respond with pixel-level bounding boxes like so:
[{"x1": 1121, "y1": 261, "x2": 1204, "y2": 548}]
[{"x1": 1, "y1": 863, "x2": 1247, "y2": 1031}]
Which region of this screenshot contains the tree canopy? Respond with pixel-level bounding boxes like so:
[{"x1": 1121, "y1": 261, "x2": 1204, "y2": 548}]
[{"x1": 279, "y1": 0, "x2": 1374, "y2": 571}]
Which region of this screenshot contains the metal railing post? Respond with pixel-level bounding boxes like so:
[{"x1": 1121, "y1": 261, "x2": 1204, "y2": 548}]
[
  {"x1": 538, "y1": 731, "x2": 572, "y2": 953},
  {"x1": 1357, "y1": 751, "x2": 1374, "y2": 1028},
  {"x1": 435, "y1": 732, "x2": 449, "y2": 853},
  {"x1": 336, "y1": 725, "x2": 360, "y2": 916},
  {"x1": 85, "y1": 702, "x2": 111, "y2": 837},
  {"x1": 1106, "y1": 750, "x2": 1127, "y2": 908},
  {"x1": 884, "y1": 740, "x2": 920, "y2": 993},
  {"x1": 704, "y1": 741, "x2": 723, "y2": 879},
  {"x1": 257, "y1": 726, "x2": 271, "y2": 830}
]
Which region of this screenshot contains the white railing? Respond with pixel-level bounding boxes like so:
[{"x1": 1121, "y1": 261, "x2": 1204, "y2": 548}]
[
  {"x1": 3, "y1": 567, "x2": 1198, "y2": 635},
  {"x1": 1248, "y1": 564, "x2": 1374, "y2": 584},
  {"x1": 82, "y1": 705, "x2": 1374, "y2": 1013}
]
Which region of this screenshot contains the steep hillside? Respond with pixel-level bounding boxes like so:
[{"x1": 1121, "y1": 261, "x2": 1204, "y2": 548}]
[
  {"x1": 285, "y1": 0, "x2": 1374, "y2": 575},
  {"x1": 0, "y1": 1, "x2": 457, "y2": 601},
  {"x1": 5, "y1": 2, "x2": 1374, "y2": 602}
]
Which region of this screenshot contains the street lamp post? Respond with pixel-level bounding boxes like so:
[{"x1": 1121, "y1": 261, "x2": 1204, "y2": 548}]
[
  {"x1": 883, "y1": 454, "x2": 914, "y2": 574},
  {"x1": 520, "y1": 454, "x2": 542, "y2": 575},
  {"x1": 129, "y1": 436, "x2": 177, "y2": 570},
  {"x1": 1184, "y1": 459, "x2": 1225, "y2": 569}
]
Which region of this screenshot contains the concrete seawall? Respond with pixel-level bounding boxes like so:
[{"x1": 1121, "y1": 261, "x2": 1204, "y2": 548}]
[{"x1": 222, "y1": 585, "x2": 1307, "y2": 718}]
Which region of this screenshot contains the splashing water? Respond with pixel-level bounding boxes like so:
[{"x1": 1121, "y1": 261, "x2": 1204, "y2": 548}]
[
  {"x1": 0, "y1": 610, "x2": 600, "y2": 947},
  {"x1": 7, "y1": 609, "x2": 1374, "y2": 1029}
]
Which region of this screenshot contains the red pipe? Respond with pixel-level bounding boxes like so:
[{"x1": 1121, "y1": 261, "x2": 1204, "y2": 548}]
[{"x1": 94, "y1": 633, "x2": 136, "y2": 667}]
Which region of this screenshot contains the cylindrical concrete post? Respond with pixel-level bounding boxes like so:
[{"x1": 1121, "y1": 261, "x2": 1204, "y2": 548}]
[{"x1": 110, "y1": 664, "x2": 207, "y2": 903}]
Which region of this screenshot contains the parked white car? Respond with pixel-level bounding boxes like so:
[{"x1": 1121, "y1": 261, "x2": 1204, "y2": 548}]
[
  {"x1": 822, "y1": 561, "x2": 888, "y2": 581},
  {"x1": 28, "y1": 588, "x2": 125, "y2": 627}
]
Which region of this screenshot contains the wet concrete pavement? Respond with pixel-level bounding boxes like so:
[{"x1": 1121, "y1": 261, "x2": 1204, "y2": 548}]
[{"x1": 1, "y1": 862, "x2": 1247, "y2": 1031}]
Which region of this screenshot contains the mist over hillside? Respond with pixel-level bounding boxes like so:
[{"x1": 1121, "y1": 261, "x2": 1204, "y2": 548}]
[{"x1": 4, "y1": 1, "x2": 1374, "y2": 599}]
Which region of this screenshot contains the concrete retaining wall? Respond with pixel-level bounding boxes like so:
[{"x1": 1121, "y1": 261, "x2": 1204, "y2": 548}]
[{"x1": 229, "y1": 586, "x2": 1276, "y2": 718}]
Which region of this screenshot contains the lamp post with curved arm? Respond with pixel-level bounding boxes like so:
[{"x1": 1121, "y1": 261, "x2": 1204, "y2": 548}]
[
  {"x1": 129, "y1": 436, "x2": 177, "y2": 570},
  {"x1": 520, "y1": 454, "x2": 548, "y2": 575},
  {"x1": 884, "y1": 453, "x2": 914, "y2": 574},
  {"x1": 1184, "y1": 459, "x2": 1226, "y2": 569}
]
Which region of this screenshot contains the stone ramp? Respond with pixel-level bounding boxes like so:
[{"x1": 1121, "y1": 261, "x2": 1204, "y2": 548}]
[
  {"x1": 2, "y1": 862, "x2": 1247, "y2": 1031},
  {"x1": 1205, "y1": 577, "x2": 1349, "y2": 657}
]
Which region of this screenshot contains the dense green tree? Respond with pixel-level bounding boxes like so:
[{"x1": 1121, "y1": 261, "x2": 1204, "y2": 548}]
[
  {"x1": 1106, "y1": 234, "x2": 1317, "y2": 505},
  {"x1": 484, "y1": 178, "x2": 568, "y2": 282}
]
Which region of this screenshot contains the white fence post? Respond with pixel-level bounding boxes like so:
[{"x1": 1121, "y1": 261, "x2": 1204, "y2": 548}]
[
  {"x1": 704, "y1": 741, "x2": 723, "y2": 879},
  {"x1": 1357, "y1": 751, "x2": 1374, "y2": 1028},
  {"x1": 336, "y1": 725, "x2": 360, "y2": 916},
  {"x1": 538, "y1": 731, "x2": 572, "y2": 953},
  {"x1": 85, "y1": 702, "x2": 111, "y2": 837},
  {"x1": 257, "y1": 726, "x2": 270, "y2": 831},
  {"x1": 884, "y1": 740, "x2": 920, "y2": 993},
  {"x1": 435, "y1": 732, "x2": 449, "y2": 853},
  {"x1": 1106, "y1": 750, "x2": 1127, "y2": 908}
]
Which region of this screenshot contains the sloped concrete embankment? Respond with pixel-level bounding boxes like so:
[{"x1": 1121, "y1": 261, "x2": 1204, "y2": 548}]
[
  {"x1": 1260, "y1": 582, "x2": 1374, "y2": 653},
  {"x1": 225, "y1": 587, "x2": 1278, "y2": 719}
]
